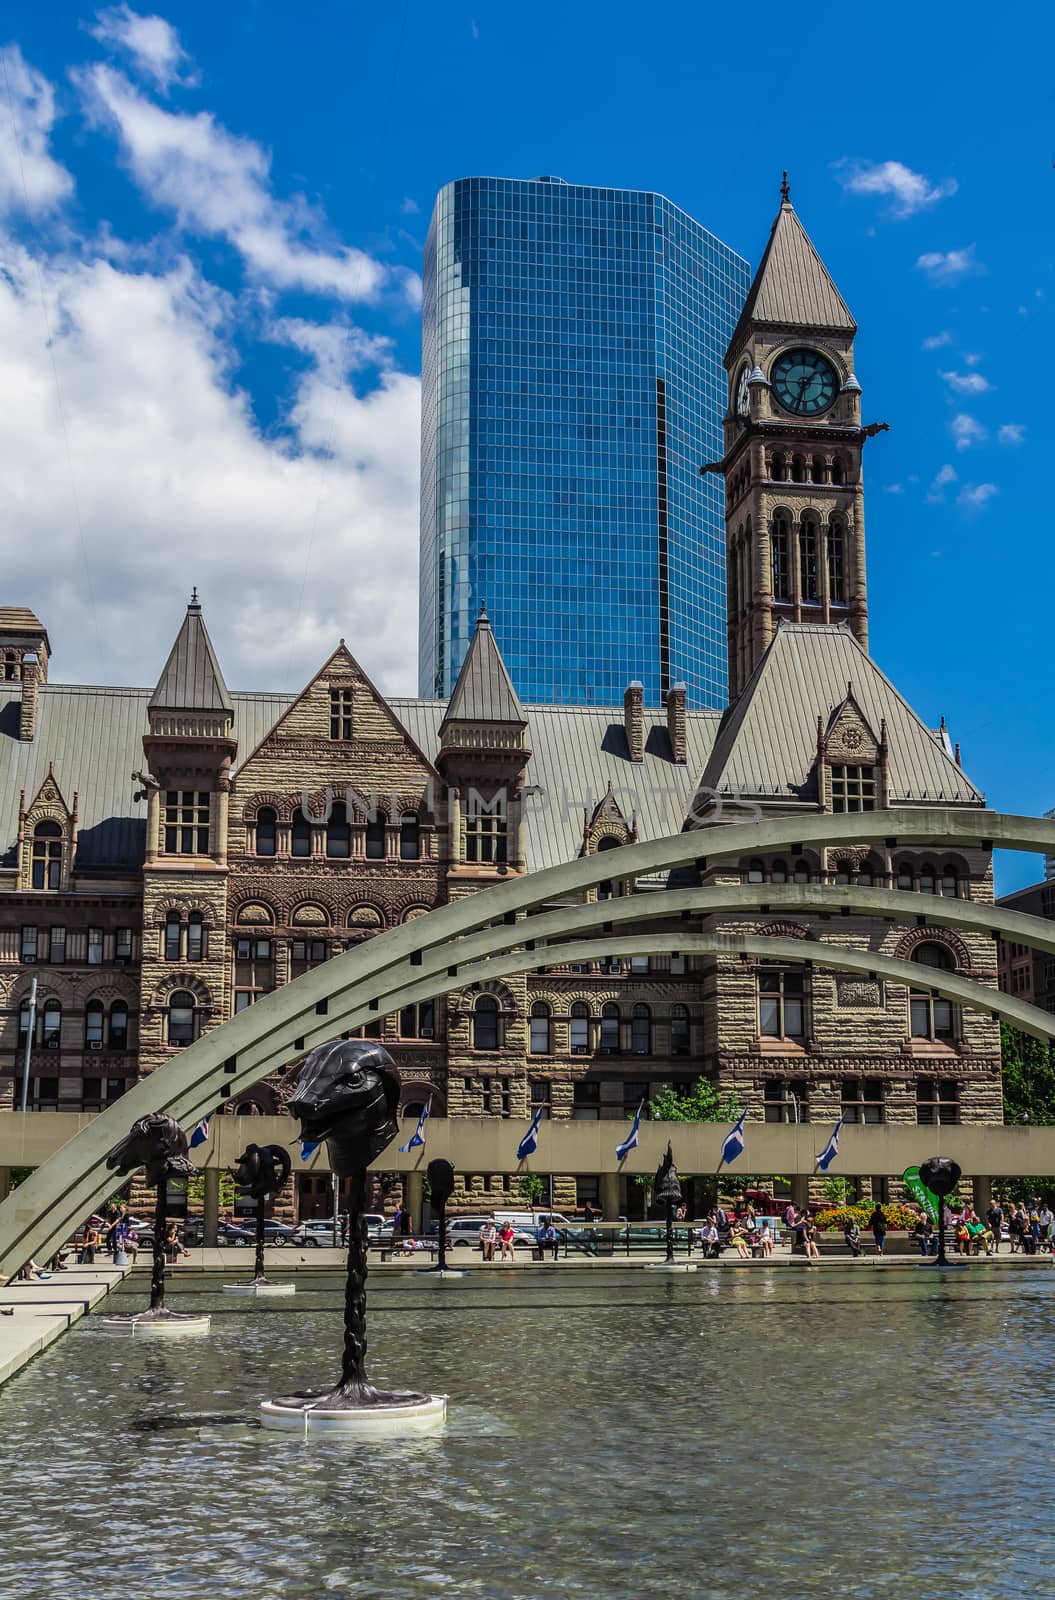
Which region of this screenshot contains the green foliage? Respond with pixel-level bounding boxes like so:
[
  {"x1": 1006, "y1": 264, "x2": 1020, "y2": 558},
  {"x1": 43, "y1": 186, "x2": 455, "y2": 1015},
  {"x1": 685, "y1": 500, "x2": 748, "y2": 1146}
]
[
  {"x1": 186, "y1": 1171, "x2": 237, "y2": 1213},
  {"x1": 821, "y1": 1176, "x2": 855, "y2": 1205},
  {"x1": 515, "y1": 1174, "x2": 545, "y2": 1207},
  {"x1": 1001, "y1": 1024, "x2": 1055, "y2": 1125},
  {"x1": 648, "y1": 1078, "x2": 739, "y2": 1125},
  {"x1": 633, "y1": 1173, "x2": 655, "y2": 1194},
  {"x1": 813, "y1": 1203, "x2": 920, "y2": 1233}
]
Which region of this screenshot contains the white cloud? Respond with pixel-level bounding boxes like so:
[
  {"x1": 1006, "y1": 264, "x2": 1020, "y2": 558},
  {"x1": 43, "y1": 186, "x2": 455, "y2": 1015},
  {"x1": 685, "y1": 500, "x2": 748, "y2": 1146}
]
[
  {"x1": 964, "y1": 352, "x2": 983, "y2": 365},
  {"x1": 90, "y1": 4, "x2": 197, "y2": 91},
  {"x1": 76, "y1": 64, "x2": 403, "y2": 303},
  {"x1": 922, "y1": 330, "x2": 953, "y2": 350},
  {"x1": 917, "y1": 246, "x2": 979, "y2": 283},
  {"x1": 836, "y1": 159, "x2": 957, "y2": 218},
  {"x1": 940, "y1": 370, "x2": 992, "y2": 395},
  {"x1": 957, "y1": 483, "x2": 999, "y2": 510},
  {"x1": 925, "y1": 464, "x2": 957, "y2": 503},
  {"x1": 951, "y1": 413, "x2": 987, "y2": 450},
  {"x1": 0, "y1": 234, "x2": 421, "y2": 694},
  {"x1": 0, "y1": 45, "x2": 74, "y2": 215},
  {"x1": 400, "y1": 196, "x2": 419, "y2": 215},
  {"x1": 998, "y1": 423, "x2": 1026, "y2": 446},
  {"x1": 882, "y1": 483, "x2": 904, "y2": 495}
]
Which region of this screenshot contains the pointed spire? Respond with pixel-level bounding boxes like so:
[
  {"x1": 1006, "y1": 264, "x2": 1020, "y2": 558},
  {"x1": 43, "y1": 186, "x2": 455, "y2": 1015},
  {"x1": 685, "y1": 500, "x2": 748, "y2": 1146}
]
[
  {"x1": 440, "y1": 608, "x2": 524, "y2": 732},
  {"x1": 728, "y1": 188, "x2": 856, "y2": 355},
  {"x1": 149, "y1": 597, "x2": 232, "y2": 714}
]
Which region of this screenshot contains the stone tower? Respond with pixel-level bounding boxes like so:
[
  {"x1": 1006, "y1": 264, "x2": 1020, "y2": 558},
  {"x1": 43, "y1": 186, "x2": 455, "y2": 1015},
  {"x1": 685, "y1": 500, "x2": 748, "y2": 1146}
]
[{"x1": 719, "y1": 178, "x2": 882, "y2": 699}]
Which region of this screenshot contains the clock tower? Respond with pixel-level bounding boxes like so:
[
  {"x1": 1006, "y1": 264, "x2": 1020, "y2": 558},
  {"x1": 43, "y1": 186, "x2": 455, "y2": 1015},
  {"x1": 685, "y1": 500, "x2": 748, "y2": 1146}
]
[{"x1": 717, "y1": 178, "x2": 885, "y2": 698}]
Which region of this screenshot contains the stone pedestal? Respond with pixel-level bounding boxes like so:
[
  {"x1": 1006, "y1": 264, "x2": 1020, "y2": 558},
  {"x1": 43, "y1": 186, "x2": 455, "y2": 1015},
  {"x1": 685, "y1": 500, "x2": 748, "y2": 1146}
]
[{"x1": 259, "y1": 1394, "x2": 447, "y2": 1436}]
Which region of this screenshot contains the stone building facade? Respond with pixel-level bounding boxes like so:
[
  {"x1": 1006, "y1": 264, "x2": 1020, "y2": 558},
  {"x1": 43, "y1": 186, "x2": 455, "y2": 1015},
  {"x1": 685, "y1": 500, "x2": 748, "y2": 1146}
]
[{"x1": 0, "y1": 189, "x2": 1002, "y2": 1218}]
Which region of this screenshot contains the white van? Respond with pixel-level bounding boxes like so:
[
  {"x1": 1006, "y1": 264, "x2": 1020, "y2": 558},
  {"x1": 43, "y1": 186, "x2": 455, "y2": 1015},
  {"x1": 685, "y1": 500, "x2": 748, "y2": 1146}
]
[{"x1": 494, "y1": 1211, "x2": 573, "y2": 1233}]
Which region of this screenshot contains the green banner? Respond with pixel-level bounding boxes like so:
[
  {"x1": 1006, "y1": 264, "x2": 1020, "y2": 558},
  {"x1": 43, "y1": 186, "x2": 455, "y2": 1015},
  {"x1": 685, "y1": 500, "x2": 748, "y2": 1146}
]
[{"x1": 903, "y1": 1165, "x2": 940, "y2": 1225}]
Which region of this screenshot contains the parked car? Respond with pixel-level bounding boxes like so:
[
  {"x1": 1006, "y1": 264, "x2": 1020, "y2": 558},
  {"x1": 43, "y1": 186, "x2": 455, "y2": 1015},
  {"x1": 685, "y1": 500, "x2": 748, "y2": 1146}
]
[
  {"x1": 181, "y1": 1218, "x2": 255, "y2": 1247},
  {"x1": 445, "y1": 1217, "x2": 496, "y2": 1250},
  {"x1": 291, "y1": 1220, "x2": 341, "y2": 1247},
  {"x1": 261, "y1": 1221, "x2": 297, "y2": 1246}
]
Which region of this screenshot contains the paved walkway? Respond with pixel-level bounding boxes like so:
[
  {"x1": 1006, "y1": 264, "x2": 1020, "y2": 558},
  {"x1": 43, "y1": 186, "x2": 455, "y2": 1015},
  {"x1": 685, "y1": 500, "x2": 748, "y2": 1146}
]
[{"x1": 0, "y1": 1264, "x2": 129, "y2": 1387}]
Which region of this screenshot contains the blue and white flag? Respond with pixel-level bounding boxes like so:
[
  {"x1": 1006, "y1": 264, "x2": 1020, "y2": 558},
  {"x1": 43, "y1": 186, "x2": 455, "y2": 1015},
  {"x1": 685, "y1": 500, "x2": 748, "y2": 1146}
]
[
  {"x1": 399, "y1": 1102, "x2": 429, "y2": 1153},
  {"x1": 299, "y1": 1138, "x2": 321, "y2": 1162},
  {"x1": 615, "y1": 1101, "x2": 644, "y2": 1162},
  {"x1": 516, "y1": 1107, "x2": 544, "y2": 1161},
  {"x1": 720, "y1": 1110, "x2": 747, "y2": 1167},
  {"x1": 188, "y1": 1117, "x2": 211, "y2": 1150},
  {"x1": 815, "y1": 1116, "x2": 845, "y2": 1174}
]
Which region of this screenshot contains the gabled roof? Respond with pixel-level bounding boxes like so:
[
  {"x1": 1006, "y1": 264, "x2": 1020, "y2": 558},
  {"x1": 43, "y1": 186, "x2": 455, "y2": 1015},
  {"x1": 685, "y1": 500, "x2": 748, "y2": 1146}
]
[
  {"x1": 728, "y1": 197, "x2": 856, "y2": 357},
  {"x1": 441, "y1": 608, "x2": 525, "y2": 729},
  {"x1": 149, "y1": 597, "x2": 232, "y2": 714},
  {"x1": 698, "y1": 623, "x2": 983, "y2": 807}
]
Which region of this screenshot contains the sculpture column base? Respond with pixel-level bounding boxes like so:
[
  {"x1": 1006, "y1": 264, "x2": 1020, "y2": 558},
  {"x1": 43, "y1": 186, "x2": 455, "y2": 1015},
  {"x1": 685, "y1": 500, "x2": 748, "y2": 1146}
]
[
  {"x1": 101, "y1": 1308, "x2": 212, "y2": 1336},
  {"x1": 416, "y1": 1266, "x2": 469, "y2": 1279},
  {"x1": 259, "y1": 1393, "x2": 447, "y2": 1436},
  {"x1": 223, "y1": 1281, "x2": 296, "y2": 1297},
  {"x1": 644, "y1": 1262, "x2": 697, "y2": 1273}
]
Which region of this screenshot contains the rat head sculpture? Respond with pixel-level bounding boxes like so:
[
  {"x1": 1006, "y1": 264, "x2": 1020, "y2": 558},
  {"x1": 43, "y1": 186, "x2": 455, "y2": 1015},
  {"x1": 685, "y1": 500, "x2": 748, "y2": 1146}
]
[
  {"x1": 107, "y1": 1113, "x2": 196, "y2": 1188},
  {"x1": 234, "y1": 1142, "x2": 293, "y2": 1201},
  {"x1": 287, "y1": 1039, "x2": 401, "y2": 1178},
  {"x1": 653, "y1": 1141, "x2": 682, "y2": 1210}
]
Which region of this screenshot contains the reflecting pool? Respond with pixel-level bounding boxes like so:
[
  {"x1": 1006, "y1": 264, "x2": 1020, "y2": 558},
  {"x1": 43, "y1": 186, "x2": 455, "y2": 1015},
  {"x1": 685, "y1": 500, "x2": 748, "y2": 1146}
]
[{"x1": 2, "y1": 1268, "x2": 1054, "y2": 1600}]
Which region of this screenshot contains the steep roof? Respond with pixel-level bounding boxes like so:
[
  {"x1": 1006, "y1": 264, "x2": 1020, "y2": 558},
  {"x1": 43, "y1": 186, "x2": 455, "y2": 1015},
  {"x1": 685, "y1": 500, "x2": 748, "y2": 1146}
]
[
  {"x1": 699, "y1": 623, "x2": 983, "y2": 806},
  {"x1": 148, "y1": 598, "x2": 232, "y2": 714},
  {"x1": 729, "y1": 197, "x2": 855, "y2": 356},
  {"x1": 441, "y1": 609, "x2": 525, "y2": 728},
  {"x1": 0, "y1": 607, "x2": 49, "y2": 649}
]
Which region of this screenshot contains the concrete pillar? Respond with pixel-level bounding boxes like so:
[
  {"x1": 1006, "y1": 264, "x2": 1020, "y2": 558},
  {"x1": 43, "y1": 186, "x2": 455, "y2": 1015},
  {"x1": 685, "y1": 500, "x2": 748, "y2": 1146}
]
[
  {"x1": 145, "y1": 784, "x2": 160, "y2": 866},
  {"x1": 790, "y1": 1175, "x2": 810, "y2": 1211},
  {"x1": 404, "y1": 1170, "x2": 424, "y2": 1234},
  {"x1": 972, "y1": 1175, "x2": 992, "y2": 1215},
  {"x1": 601, "y1": 1172, "x2": 620, "y2": 1221},
  {"x1": 203, "y1": 1166, "x2": 220, "y2": 1247}
]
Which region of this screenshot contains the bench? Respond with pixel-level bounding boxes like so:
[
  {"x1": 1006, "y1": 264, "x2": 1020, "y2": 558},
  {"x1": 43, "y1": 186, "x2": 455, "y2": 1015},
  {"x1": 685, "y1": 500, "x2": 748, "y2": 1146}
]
[{"x1": 376, "y1": 1242, "x2": 440, "y2": 1262}]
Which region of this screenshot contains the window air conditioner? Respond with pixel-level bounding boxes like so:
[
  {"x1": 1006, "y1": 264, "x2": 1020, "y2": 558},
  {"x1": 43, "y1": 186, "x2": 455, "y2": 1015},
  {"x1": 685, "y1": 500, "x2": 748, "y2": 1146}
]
[{"x1": 88, "y1": 1040, "x2": 103, "y2": 1051}]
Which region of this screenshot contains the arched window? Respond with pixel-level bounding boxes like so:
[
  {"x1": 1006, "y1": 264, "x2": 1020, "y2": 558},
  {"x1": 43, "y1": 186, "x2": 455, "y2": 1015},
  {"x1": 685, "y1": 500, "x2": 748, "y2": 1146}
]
[
  {"x1": 857, "y1": 862, "x2": 874, "y2": 887},
  {"x1": 770, "y1": 860, "x2": 788, "y2": 884},
  {"x1": 596, "y1": 835, "x2": 621, "y2": 900},
  {"x1": 18, "y1": 998, "x2": 33, "y2": 1049},
  {"x1": 255, "y1": 807, "x2": 277, "y2": 857},
  {"x1": 910, "y1": 944, "x2": 955, "y2": 1041},
  {"x1": 186, "y1": 911, "x2": 205, "y2": 962},
  {"x1": 791, "y1": 454, "x2": 806, "y2": 484},
  {"x1": 799, "y1": 514, "x2": 819, "y2": 602},
  {"x1": 918, "y1": 863, "x2": 936, "y2": 895},
  {"x1": 164, "y1": 911, "x2": 181, "y2": 962},
  {"x1": 570, "y1": 1001, "x2": 590, "y2": 1055},
  {"x1": 109, "y1": 1001, "x2": 128, "y2": 1051},
  {"x1": 746, "y1": 859, "x2": 765, "y2": 884},
  {"x1": 168, "y1": 990, "x2": 197, "y2": 1047},
  {"x1": 810, "y1": 455, "x2": 825, "y2": 484},
  {"x1": 42, "y1": 998, "x2": 62, "y2": 1048},
  {"x1": 326, "y1": 802, "x2": 351, "y2": 859},
  {"x1": 771, "y1": 513, "x2": 791, "y2": 600},
  {"x1": 833, "y1": 861, "x2": 851, "y2": 886},
  {"x1": 671, "y1": 1004, "x2": 690, "y2": 1056},
  {"x1": 400, "y1": 813, "x2": 420, "y2": 861},
  {"x1": 599, "y1": 1003, "x2": 621, "y2": 1055},
  {"x1": 32, "y1": 821, "x2": 62, "y2": 890},
  {"x1": 365, "y1": 810, "x2": 386, "y2": 860},
  {"x1": 473, "y1": 994, "x2": 500, "y2": 1052},
  {"x1": 827, "y1": 520, "x2": 845, "y2": 603},
  {"x1": 84, "y1": 999, "x2": 104, "y2": 1048},
  {"x1": 291, "y1": 809, "x2": 312, "y2": 859},
  {"x1": 529, "y1": 1002, "x2": 551, "y2": 1056},
  {"x1": 897, "y1": 863, "x2": 914, "y2": 891},
  {"x1": 771, "y1": 450, "x2": 786, "y2": 482},
  {"x1": 940, "y1": 865, "x2": 959, "y2": 897},
  {"x1": 793, "y1": 858, "x2": 811, "y2": 884},
  {"x1": 830, "y1": 457, "x2": 844, "y2": 486},
  {"x1": 631, "y1": 1003, "x2": 651, "y2": 1056}
]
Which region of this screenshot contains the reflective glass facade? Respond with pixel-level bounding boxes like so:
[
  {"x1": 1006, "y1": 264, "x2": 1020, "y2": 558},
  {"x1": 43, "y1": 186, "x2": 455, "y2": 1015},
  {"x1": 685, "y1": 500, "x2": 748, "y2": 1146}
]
[{"x1": 419, "y1": 176, "x2": 749, "y2": 707}]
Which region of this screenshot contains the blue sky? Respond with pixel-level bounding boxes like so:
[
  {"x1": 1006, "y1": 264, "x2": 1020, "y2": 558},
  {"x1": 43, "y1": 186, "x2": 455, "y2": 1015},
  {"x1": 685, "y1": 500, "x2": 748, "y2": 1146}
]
[{"x1": 1, "y1": 3, "x2": 1052, "y2": 890}]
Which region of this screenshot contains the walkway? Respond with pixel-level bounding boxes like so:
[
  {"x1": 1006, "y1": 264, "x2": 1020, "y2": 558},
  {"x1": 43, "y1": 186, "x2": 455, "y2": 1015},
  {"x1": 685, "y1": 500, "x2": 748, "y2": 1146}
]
[{"x1": 0, "y1": 1263, "x2": 129, "y2": 1387}]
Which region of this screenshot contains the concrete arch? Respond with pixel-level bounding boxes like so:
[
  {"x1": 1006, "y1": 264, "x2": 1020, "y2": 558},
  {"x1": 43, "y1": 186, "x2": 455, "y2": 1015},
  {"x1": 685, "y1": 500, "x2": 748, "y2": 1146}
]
[{"x1": 4, "y1": 806, "x2": 1055, "y2": 1275}]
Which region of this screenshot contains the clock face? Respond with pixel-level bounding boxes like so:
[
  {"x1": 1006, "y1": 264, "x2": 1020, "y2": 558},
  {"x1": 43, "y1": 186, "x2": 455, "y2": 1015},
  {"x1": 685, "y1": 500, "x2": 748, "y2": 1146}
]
[
  {"x1": 736, "y1": 363, "x2": 751, "y2": 417},
  {"x1": 771, "y1": 348, "x2": 839, "y2": 416}
]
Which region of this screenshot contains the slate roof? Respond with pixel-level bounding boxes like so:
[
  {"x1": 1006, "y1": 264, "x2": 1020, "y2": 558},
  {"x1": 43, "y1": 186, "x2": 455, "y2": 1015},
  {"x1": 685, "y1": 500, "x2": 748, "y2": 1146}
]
[
  {"x1": 729, "y1": 199, "x2": 856, "y2": 355},
  {"x1": 699, "y1": 623, "x2": 983, "y2": 806},
  {"x1": 441, "y1": 609, "x2": 525, "y2": 728},
  {"x1": 148, "y1": 601, "x2": 233, "y2": 714},
  {"x1": 0, "y1": 608, "x2": 49, "y2": 649}
]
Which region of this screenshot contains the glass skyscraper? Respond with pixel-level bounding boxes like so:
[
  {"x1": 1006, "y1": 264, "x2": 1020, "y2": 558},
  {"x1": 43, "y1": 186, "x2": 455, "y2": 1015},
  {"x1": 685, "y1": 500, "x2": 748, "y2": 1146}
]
[{"x1": 418, "y1": 176, "x2": 749, "y2": 707}]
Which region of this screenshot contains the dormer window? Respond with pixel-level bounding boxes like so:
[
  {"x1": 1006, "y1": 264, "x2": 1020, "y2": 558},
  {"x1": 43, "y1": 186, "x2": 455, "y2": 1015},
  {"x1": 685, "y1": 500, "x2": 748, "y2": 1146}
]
[
  {"x1": 329, "y1": 687, "x2": 353, "y2": 741},
  {"x1": 164, "y1": 791, "x2": 210, "y2": 854},
  {"x1": 31, "y1": 821, "x2": 62, "y2": 889},
  {"x1": 830, "y1": 765, "x2": 876, "y2": 813}
]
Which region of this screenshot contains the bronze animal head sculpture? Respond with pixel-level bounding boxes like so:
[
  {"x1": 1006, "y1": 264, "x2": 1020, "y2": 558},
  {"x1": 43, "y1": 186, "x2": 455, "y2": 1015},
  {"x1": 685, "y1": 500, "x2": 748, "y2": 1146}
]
[
  {"x1": 234, "y1": 1142, "x2": 293, "y2": 1201},
  {"x1": 107, "y1": 1114, "x2": 196, "y2": 1188},
  {"x1": 654, "y1": 1141, "x2": 682, "y2": 1210},
  {"x1": 287, "y1": 1039, "x2": 400, "y2": 1178},
  {"x1": 919, "y1": 1156, "x2": 962, "y2": 1199}
]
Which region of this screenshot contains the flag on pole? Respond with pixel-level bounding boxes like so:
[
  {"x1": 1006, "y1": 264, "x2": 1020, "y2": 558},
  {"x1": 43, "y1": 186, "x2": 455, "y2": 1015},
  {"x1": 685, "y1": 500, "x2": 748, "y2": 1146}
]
[
  {"x1": 188, "y1": 1117, "x2": 211, "y2": 1150},
  {"x1": 516, "y1": 1107, "x2": 544, "y2": 1161},
  {"x1": 720, "y1": 1110, "x2": 747, "y2": 1167},
  {"x1": 399, "y1": 1102, "x2": 429, "y2": 1153},
  {"x1": 615, "y1": 1101, "x2": 644, "y2": 1162},
  {"x1": 815, "y1": 1116, "x2": 845, "y2": 1174},
  {"x1": 299, "y1": 1139, "x2": 321, "y2": 1161}
]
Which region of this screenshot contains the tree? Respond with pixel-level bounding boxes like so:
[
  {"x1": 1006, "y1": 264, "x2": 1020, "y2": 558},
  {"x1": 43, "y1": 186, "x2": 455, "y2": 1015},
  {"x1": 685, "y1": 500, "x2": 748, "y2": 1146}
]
[
  {"x1": 641, "y1": 1077, "x2": 741, "y2": 1215},
  {"x1": 1001, "y1": 1025, "x2": 1055, "y2": 1124},
  {"x1": 515, "y1": 1174, "x2": 545, "y2": 1210},
  {"x1": 186, "y1": 1170, "x2": 237, "y2": 1214}
]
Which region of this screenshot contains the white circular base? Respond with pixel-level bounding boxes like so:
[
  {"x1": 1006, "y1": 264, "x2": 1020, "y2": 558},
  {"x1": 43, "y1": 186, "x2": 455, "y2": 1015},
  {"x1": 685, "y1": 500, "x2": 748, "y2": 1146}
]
[
  {"x1": 416, "y1": 1267, "x2": 469, "y2": 1279},
  {"x1": 223, "y1": 1282, "x2": 296, "y2": 1297},
  {"x1": 100, "y1": 1314, "x2": 212, "y2": 1336},
  {"x1": 259, "y1": 1394, "x2": 447, "y2": 1436},
  {"x1": 643, "y1": 1262, "x2": 698, "y2": 1273}
]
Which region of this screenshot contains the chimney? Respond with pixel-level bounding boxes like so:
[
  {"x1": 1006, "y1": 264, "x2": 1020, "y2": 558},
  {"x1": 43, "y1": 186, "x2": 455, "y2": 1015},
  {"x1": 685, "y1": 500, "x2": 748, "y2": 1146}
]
[
  {"x1": 19, "y1": 653, "x2": 39, "y2": 741},
  {"x1": 665, "y1": 682, "x2": 687, "y2": 764},
  {"x1": 623, "y1": 681, "x2": 644, "y2": 763}
]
